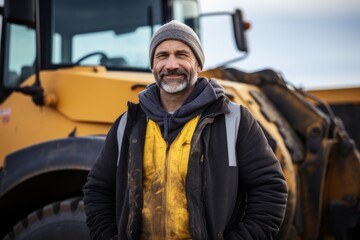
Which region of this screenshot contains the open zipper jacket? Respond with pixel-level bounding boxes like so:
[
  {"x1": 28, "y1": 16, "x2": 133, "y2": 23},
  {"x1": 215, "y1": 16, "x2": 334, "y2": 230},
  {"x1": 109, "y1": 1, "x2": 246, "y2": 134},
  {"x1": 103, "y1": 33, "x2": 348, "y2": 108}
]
[{"x1": 83, "y1": 79, "x2": 288, "y2": 240}]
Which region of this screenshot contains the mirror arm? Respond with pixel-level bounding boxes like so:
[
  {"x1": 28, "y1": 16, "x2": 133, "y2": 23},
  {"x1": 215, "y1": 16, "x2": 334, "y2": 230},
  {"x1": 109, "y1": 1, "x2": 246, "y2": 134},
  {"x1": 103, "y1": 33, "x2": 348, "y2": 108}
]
[
  {"x1": 33, "y1": 0, "x2": 44, "y2": 106},
  {"x1": 199, "y1": 12, "x2": 232, "y2": 18},
  {"x1": 215, "y1": 51, "x2": 248, "y2": 69},
  {"x1": 15, "y1": 0, "x2": 45, "y2": 107}
]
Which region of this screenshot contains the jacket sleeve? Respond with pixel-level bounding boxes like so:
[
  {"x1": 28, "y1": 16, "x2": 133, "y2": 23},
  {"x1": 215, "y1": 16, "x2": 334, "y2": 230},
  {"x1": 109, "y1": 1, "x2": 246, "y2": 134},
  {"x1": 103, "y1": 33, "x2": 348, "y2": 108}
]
[
  {"x1": 226, "y1": 106, "x2": 288, "y2": 240},
  {"x1": 82, "y1": 115, "x2": 122, "y2": 240}
]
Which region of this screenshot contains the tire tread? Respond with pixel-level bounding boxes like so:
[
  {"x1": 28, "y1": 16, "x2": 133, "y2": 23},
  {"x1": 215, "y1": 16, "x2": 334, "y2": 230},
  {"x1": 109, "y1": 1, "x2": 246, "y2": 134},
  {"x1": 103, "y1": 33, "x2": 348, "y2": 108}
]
[{"x1": 3, "y1": 197, "x2": 85, "y2": 240}]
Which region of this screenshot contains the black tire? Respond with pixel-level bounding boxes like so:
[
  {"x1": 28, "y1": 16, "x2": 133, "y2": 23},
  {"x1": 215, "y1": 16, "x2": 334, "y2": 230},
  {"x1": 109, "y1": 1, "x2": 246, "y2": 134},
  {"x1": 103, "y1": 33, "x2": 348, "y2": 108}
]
[{"x1": 3, "y1": 197, "x2": 90, "y2": 240}]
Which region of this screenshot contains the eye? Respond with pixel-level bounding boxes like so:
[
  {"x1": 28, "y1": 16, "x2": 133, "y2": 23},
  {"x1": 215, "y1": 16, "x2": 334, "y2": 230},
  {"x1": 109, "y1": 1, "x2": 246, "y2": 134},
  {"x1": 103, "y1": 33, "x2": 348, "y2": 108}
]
[
  {"x1": 155, "y1": 52, "x2": 168, "y2": 60},
  {"x1": 177, "y1": 51, "x2": 189, "y2": 57}
]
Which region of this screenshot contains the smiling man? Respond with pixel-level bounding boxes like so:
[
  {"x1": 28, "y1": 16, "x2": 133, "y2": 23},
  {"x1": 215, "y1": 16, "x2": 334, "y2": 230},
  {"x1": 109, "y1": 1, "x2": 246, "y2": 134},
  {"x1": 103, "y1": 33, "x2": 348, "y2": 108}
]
[
  {"x1": 153, "y1": 40, "x2": 199, "y2": 92},
  {"x1": 152, "y1": 40, "x2": 200, "y2": 112},
  {"x1": 83, "y1": 20, "x2": 288, "y2": 240}
]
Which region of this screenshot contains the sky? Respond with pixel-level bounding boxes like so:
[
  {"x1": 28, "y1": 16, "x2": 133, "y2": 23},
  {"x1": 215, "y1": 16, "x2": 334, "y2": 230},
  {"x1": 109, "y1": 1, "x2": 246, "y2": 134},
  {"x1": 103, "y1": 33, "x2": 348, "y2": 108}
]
[
  {"x1": 1, "y1": 0, "x2": 359, "y2": 90},
  {"x1": 199, "y1": 0, "x2": 360, "y2": 90}
]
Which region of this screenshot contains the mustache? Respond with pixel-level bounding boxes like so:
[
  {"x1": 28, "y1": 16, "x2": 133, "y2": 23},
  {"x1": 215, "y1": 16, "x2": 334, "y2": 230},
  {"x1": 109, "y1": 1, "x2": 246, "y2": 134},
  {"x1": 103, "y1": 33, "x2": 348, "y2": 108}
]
[{"x1": 160, "y1": 69, "x2": 188, "y2": 77}]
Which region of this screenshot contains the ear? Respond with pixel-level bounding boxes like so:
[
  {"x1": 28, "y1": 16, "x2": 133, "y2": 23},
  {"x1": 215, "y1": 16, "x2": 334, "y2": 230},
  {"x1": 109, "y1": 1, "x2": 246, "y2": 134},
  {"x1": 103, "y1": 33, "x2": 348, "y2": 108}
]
[{"x1": 197, "y1": 64, "x2": 202, "y2": 73}]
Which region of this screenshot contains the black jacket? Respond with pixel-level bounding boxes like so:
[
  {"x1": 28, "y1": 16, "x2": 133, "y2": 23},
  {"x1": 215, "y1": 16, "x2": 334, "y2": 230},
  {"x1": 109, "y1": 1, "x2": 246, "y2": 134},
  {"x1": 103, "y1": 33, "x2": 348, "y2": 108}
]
[{"x1": 83, "y1": 98, "x2": 288, "y2": 240}]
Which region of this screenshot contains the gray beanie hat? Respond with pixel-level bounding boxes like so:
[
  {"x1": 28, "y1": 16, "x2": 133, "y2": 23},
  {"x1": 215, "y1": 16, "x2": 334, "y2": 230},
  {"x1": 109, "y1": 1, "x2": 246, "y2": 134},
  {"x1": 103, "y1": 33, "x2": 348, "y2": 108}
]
[{"x1": 149, "y1": 20, "x2": 205, "y2": 70}]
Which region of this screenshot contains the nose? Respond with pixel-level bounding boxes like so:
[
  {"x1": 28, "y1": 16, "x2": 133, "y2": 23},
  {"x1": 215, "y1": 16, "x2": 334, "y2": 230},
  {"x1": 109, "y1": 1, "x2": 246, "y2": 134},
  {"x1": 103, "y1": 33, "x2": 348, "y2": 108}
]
[{"x1": 165, "y1": 54, "x2": 179, "y2": 70}]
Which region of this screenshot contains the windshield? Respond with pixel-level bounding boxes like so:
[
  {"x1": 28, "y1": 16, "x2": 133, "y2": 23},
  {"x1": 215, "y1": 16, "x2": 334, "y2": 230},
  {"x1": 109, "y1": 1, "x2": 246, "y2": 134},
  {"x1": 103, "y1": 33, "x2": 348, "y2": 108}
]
[
  {"x1": 173, "y1": 0, "x2": 200, "y2": 35},
  {"x1": 51, "y1": 0, "x2": 200, "y2": 71}
]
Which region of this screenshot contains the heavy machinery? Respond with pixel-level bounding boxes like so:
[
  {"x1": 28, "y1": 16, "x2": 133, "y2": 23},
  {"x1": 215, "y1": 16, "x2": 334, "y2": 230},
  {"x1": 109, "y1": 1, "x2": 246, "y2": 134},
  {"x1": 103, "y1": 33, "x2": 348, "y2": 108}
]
[{"x1": 0, "y1": 0, "x2": 359, "y2": 239}]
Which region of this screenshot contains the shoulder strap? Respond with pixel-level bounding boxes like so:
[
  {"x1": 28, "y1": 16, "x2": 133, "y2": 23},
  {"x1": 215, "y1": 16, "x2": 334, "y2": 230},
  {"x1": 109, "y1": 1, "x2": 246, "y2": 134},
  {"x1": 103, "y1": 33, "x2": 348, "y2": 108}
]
[
  {"x1": 225, "y1": 101, "x2": 241, "y2": 167},
  {"x1": 116, "y1": 112, "x2": 128, "y2": 166}
]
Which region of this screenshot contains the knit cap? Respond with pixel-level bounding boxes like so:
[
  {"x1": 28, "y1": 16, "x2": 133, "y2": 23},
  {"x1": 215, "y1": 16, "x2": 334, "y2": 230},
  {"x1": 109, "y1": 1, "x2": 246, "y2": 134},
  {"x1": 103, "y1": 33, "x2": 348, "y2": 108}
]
[{"x1": 149, "y1": 20, "x2": 205, "y2": 70}]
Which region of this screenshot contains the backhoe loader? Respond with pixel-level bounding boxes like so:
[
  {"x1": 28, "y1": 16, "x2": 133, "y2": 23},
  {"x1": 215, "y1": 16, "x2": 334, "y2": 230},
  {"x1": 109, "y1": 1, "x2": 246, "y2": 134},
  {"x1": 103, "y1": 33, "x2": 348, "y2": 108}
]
[{"x1": 0, "y1": 0, "x2": 359, "y2": 239}]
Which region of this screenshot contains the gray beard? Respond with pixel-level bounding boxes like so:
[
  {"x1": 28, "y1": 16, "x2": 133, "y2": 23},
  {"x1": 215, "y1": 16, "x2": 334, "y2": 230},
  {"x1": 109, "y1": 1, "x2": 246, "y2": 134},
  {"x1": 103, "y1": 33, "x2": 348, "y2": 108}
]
[{"x1": 159, "y1": 78, "x2": 189, "y2": 93}]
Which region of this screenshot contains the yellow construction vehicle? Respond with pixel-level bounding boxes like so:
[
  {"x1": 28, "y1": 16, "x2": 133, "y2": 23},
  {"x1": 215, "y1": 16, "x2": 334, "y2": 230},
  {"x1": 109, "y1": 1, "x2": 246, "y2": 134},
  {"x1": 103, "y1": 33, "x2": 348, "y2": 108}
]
[{"x1": 0, "y1": 0, "x2": 359, "y2": 239}]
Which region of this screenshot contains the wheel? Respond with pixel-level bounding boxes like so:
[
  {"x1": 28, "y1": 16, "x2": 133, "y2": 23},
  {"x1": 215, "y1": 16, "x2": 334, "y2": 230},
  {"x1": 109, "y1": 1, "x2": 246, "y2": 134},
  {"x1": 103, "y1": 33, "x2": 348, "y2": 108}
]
[
  {"x1": 3, "y1": 197, "x2": 90, "y2": 240},
  {"x1": 74, "y1": 51, "x2": 108, "y2": 65}
]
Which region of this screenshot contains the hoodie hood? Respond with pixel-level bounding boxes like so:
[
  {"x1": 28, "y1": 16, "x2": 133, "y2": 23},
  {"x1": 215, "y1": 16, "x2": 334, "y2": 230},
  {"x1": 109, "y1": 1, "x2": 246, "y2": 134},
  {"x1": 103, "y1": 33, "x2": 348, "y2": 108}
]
[{"x1": 138, "y1": 77, "x2": 225, "y2": 144}]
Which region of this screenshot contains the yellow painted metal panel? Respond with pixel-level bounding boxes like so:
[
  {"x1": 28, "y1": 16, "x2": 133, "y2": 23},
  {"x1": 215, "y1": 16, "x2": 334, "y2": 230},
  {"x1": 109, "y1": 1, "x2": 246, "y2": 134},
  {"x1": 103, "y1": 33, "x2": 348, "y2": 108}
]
[{"x1": 0, "y1": 67, "x2": 154, "y2": 166}]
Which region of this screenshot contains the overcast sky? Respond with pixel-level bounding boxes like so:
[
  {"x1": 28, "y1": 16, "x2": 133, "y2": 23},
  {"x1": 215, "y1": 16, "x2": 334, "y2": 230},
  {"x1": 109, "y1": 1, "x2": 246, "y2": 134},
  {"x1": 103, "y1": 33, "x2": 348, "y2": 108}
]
[
  {"x1": 1, "y1": 0, "x2": 358, "y2": 90},
  {"x1": 199, "y1": 0, "x2": 360, "y2": 90}
]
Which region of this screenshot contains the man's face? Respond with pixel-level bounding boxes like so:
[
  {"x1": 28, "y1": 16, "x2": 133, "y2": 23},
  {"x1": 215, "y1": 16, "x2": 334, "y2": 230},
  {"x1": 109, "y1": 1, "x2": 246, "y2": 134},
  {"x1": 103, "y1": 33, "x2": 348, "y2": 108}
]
[{"x1": 152, "y1": 40, "x2": 202, "y2": 94}]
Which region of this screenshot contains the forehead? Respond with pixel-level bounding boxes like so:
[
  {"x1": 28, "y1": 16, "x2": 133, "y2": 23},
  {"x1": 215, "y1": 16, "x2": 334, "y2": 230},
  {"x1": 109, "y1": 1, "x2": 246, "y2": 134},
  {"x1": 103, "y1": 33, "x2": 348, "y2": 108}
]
[{"x1": 155, "y1": 40, "x2": 193, "y2": 54}]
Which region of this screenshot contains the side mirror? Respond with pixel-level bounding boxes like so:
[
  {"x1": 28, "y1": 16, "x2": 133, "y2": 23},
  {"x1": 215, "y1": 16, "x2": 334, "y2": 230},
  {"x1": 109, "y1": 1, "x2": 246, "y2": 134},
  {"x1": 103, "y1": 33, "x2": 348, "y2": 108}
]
[
  {"x1": 232, "y1": 9, "x2": 249, "y2": 52},
  {"x1": 5, "y1": 0, "x2": 35, "y2": 25},
  {"x1": 199, "y1": 8, "x2": 250, "y2": 67}
]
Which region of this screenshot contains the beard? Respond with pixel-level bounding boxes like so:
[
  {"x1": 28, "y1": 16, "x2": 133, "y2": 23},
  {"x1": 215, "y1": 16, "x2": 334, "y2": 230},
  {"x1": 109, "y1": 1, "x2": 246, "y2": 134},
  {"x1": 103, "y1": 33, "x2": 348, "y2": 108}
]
[{"x1": 154, "y1": 68, "x2": 197, "y2": 94}]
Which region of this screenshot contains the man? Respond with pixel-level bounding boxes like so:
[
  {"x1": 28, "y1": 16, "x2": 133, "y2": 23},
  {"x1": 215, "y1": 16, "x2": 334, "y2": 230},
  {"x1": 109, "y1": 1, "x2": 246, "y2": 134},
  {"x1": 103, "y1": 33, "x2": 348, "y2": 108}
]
[{"x1": 83, "y1": 20, "x2": 288, "y2": 240}]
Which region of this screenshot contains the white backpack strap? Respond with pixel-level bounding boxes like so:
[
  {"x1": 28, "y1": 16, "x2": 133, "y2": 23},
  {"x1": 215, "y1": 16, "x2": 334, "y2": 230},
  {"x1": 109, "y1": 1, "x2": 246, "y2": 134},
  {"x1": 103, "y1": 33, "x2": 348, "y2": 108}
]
[
  {"x1": 225, "y1": 102, "x2": 241, "y2": 167},
  {"x1": 117, "y1": 112, "x2": 128, "y2": 166}
]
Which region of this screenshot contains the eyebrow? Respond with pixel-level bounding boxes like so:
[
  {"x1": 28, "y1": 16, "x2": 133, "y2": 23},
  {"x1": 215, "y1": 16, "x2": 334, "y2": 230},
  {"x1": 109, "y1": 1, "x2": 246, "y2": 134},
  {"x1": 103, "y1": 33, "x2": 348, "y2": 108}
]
[
  {"x1": 155, "y1": 49, "x2": 191, "y2": 57},
  {"x1": 176, "y1": 49, "x2": 190, "y2": 55},
  {"x1": 155, "y1": 51, "x2": 169, "y2": 57}
]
